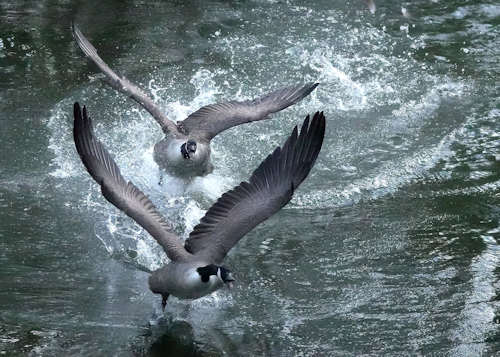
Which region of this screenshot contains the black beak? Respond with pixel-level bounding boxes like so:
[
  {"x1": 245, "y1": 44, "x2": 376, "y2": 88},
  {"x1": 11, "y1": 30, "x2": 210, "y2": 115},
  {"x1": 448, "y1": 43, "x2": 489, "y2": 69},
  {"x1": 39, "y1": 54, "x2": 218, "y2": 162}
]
[
  {"x1": 181, "y1": 141, "x2": 197, "y2": 159},
  {"x1": 187, "y1": 141, "x2": 196, "y2": 153},
  {"x1": 181, "y1": 143, "x2": 189, "y2": 159}
]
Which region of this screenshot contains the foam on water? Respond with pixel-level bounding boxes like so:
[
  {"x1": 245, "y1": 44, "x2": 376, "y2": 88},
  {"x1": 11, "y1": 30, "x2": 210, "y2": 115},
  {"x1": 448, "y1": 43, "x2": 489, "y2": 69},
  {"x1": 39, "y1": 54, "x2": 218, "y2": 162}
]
[
  {"x1": 46, "y1": 2, "x2": 475, "y2": 328},
  {"x1": 452, "y1": 228, "x2": 499, "y2": 355},
  {"x1": 46, "y1": 70, "x2": 234, "y2": 271},
  {"x1": 308, "y1": 52, "x2": 368, "y2": 110},
  {"x1": 293, "y1": 79, "x2": 469, "y2": 209}
]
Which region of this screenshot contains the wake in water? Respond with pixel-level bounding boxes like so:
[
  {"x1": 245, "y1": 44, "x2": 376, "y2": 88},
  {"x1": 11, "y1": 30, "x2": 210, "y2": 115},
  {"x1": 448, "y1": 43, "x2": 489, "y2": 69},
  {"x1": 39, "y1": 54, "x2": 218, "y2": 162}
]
[
  {"x1": 209, "y1": 5, "x2": 474, "y2": 209},
  {"x1": 47, "y1": 3, "x2": 474, "y2": 281}
]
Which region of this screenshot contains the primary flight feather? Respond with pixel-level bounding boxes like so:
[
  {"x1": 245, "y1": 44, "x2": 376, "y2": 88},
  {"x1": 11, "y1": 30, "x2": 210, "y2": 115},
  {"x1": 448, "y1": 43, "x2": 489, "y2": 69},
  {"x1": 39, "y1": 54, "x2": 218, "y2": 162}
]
[
  {"x1": 73, "y1": 102, "x2": 325, "y2": 308},
  {"x1": 72, "y1": 24, "x2": 318, "y2": 178}
]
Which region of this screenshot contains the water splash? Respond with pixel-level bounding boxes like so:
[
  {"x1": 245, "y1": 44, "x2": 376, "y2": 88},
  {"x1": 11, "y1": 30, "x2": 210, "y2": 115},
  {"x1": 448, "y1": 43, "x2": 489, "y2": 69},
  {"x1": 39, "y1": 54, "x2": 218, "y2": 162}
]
[
  {"x1": 46, "y1": 0, "x2": 474, "y2": 308},
  {"x1": 46, "y1": 70, "x2": 234, "y2": 271}
]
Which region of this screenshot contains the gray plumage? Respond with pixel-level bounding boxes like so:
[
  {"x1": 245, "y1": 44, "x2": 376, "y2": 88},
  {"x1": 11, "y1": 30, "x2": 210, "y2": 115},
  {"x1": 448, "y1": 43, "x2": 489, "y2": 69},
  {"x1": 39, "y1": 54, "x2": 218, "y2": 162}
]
[
  {"x1": 72, "y1": 24, "x2": 318, "y2": 178},
  {"x1": 73, "y1": 102, "x2": 325, "y2": 306},
  {"x1": 178, "y1": 84, "x2": 321, "y2": 141},
  {"x1": 185, "y1": 113, "x2": 325, "y2": 263}
]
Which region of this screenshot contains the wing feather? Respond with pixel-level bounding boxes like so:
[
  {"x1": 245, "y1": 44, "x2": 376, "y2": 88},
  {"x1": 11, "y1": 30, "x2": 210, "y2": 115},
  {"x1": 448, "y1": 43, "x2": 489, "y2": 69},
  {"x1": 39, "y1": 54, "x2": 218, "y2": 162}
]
[
  {"x1": 179, "y1": 83, "x2": 319, "y2": 140},
  {"x1": 184, "y1": 112, "x2": 325, "y2": 263},
  {"x1": 72, "y1": 24, "x2": 180, "y2": 136},
  {"x1": 73, "y1": 102, "x2": 191, "y2": 262}
]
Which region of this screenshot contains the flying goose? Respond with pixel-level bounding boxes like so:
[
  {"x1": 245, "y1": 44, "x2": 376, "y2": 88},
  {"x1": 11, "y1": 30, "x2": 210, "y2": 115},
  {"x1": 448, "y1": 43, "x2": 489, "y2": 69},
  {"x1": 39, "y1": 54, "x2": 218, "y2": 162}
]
[
  {"x1": 73, "y1": 102, "x2": 325, "y2": 309},
  {"x1": 72, "y1": 24, "x2": 319, "y2": 178}
]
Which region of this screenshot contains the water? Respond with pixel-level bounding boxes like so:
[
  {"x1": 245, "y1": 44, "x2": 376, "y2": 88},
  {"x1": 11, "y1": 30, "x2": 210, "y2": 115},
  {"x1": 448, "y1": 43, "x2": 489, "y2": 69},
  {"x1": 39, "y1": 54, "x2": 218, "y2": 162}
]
[{"x1": 1, "y1": 0, "x2": 498, "y2": 355}]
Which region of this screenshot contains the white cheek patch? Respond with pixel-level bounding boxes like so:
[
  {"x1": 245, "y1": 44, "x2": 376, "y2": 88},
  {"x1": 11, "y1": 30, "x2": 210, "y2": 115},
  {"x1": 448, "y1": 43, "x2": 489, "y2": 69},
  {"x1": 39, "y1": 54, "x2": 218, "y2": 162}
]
[{"x1": 216, "y1": 267, "x2": 223, "y2": 282}]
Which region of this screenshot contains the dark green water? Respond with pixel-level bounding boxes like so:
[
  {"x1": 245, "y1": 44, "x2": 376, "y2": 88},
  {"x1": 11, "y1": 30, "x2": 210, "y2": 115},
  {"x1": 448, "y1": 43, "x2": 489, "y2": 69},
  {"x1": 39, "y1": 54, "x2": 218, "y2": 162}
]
[{"x1": 0, "y1": 0, "x2": 498, "y2": 355}]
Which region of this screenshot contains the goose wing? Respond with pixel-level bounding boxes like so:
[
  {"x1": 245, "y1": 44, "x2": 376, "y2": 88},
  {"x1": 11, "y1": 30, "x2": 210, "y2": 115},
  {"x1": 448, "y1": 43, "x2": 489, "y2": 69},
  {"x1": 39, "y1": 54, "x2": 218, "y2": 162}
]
[
  {"x1": 72, "y1": 24, "x2": 180, "y2": 136},
  {"x1": 179, "y1": 83, "x2": 318, "y2": 141},
  {"x1": 73, "y1": 102, "x2": 191, "y2": 262},
  {"x1": 184, "y1": 111, "x2": 325, "y2": 264}
]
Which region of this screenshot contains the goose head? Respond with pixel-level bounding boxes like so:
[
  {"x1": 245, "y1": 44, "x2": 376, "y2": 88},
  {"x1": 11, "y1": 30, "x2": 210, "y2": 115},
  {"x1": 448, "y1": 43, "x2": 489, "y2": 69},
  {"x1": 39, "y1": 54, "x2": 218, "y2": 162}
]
[
  {"x1": 180, "y1": 140, "x2": 197, "y2": 159},
  {"x1": 197, "y1": 264, "x2": 235, "y2": 288}
]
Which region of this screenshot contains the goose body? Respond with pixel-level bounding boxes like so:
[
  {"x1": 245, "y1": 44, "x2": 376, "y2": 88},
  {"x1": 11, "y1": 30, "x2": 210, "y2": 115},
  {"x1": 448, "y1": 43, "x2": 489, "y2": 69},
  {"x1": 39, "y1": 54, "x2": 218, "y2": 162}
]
[
  {"x1": 153, "y1": 136, "x2": 212, "y2": 177},
  {"x1": 72, "y1": 24, "x2": 318, "y2": 178},
  {"x1": 149, "y1": 262, "x2": 224, "y2": 300},
  {"x1": 73, "y1": 102, "x2": 325, "y2": 308}
]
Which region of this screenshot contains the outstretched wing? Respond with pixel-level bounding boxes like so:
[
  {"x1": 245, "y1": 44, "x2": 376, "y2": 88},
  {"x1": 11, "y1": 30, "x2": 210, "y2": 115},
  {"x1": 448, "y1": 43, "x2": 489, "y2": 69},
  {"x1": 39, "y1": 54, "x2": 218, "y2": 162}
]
[
  {"x1": 73, "y1": 102, "x2": 191, "y2": 262},
  {"x1": 179, "y1": 83, "x2": 319, "y2": 141},
  {"x1": 184, "y1": 112, "x2": 325, "y2": 264},
  {"x1": 72, "y1": 24, "x2": 180, "y2": 136}
]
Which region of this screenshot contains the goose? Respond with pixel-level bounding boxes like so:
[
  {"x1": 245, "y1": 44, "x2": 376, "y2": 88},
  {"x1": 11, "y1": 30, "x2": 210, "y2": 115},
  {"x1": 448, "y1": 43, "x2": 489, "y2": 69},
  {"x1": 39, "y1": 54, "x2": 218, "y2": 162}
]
[
  {"x1": 72, "y1": 24, "x2": 319, "y2": 178},
  {"x1": 73, "y1": 102, "x2": 325, "y2": 309}
]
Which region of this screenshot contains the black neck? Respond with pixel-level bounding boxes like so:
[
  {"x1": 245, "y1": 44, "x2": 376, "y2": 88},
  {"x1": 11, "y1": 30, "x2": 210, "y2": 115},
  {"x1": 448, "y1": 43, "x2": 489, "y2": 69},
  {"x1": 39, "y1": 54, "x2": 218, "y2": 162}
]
[{"x1": 197, "y1": 265, "x2": 218, "y2": 282}]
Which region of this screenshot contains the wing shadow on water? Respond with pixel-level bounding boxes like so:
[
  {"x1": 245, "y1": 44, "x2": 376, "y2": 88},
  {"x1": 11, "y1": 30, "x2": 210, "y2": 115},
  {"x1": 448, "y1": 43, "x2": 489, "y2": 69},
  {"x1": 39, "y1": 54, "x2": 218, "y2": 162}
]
[
  {"x1": 132, "y1": 320, "x2": 204, "y2": 357},
  {"x1": 132, "y1": 319, "x2": 234, "y2": 357},
  {"x1": 132, "y1": 317, "x2": 285, "y2": 356}
]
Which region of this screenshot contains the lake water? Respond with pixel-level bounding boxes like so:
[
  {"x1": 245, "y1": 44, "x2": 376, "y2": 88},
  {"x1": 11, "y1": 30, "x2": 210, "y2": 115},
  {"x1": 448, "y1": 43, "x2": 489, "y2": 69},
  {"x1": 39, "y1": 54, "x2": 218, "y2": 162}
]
[{"x1": 0, "y1": 0, "x2": 498, "y2": 355}]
